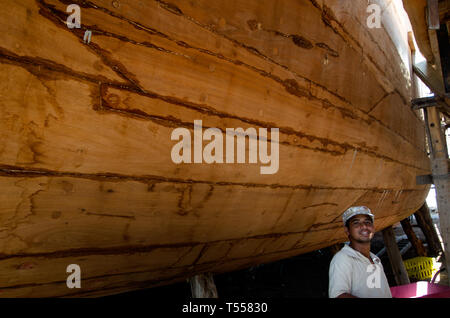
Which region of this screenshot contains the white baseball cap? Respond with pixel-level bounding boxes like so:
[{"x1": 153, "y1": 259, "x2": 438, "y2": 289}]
[{"x1": 342, "y1": 206, "x2": 374, "y2": 226}]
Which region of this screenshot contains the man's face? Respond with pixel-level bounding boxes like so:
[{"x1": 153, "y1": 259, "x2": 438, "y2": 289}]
[{"x1": 345, "y1": 214, "x2": 374, "y2": 243}]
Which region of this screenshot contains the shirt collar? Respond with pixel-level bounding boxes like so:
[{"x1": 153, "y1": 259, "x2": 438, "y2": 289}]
[{"x1": 342, "y1": 244, "x2": 381, "y2": 265}]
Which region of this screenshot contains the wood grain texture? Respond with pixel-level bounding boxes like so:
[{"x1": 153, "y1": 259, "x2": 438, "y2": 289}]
[{"x1": 0, "y1": 0, "x2": 430, "y2": 296}]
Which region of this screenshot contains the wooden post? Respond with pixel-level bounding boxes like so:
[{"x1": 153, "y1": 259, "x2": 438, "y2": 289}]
[
  {"x1": 382, "y1": 226, "x2": 410, "y2": 285},
  {"x1": 426, "y1": 0, "x2": 440, "y2": 30},
  {"x1": 189, "y1": 273, "x2": 218, "y2": 298},
  {"x1": 412, "y1": 42, "x2": 449, "y2": 284},
  {"x1": 400, "y1": 217, "x2": 427, "y2": 256},
  {"x1": 414, "y1": 203, "x2": 443, "y2": 256},
  {"x1": 425, "y1": 106, "x2": 450, "y2": 284}
]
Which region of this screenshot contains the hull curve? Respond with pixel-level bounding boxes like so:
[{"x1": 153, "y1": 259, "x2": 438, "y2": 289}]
[{"x1": 0, "y1": 0, "x2": 430, "y2": 296}]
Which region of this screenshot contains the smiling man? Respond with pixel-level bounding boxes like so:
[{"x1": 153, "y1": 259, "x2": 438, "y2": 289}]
[{"x1": 328, "y1": 206, "x2": 392, "y2": 298}]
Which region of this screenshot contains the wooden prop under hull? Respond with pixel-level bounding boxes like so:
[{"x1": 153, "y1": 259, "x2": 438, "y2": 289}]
[{"x1": 0, "y1": 0, "x2": 430, "y2": 296}]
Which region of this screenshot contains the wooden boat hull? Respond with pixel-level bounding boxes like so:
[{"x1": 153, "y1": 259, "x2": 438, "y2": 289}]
[{"x1": 0, "y1": 0, "x2": 430, "y2": 296}]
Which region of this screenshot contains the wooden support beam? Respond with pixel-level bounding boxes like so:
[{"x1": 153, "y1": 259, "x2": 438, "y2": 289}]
[
  {"x1": 412, "y1": 96, "x2": 440, "y2": 109},
  {"x1": 413, "y1": 60, "x2": 446, "y2": 95},
  {"x1": 400, "y1": 217, "x2": 427, "y2": 256},
  {"x1": 382, "y1": 226, "x2": 411, "y2": 285},
  {"x1": 413, "y1": 61, "x2": 450, "y2": 117},
  {"x1": 438, "y1": 0, "x2": 450, "y2": 22},
  {"x1": 414, "y1": 203, "x2": 443, "y2": 257},
  {"x1": 436, "y1": 22, "x2": 450, "y2": 94},
  {"x1": 400, "y1": 242, "x2": 413, "y2": 256},
  {"x1": 412, "y1": 95, "x2": 450, "y2": 111},
  {"x1": 189, "y1": 273, "x2": 218, "y2": 298},
  {"x1": 412, "y1": 34, "x2": 450, "y2": 117},
  {"x1": 427, "y1": 0, "x2": 440, "y2": 30},
  {"x1": 377, "y1": 235, "x2": 408, "y2": 258},
  {"x1": 425, "y1": 106, "x2": 450, "y2": 284}
]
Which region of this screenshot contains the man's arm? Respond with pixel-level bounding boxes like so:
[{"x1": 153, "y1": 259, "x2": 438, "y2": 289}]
[{"x1": 329, "y1": 253, "x2": 355, "y2": 298}]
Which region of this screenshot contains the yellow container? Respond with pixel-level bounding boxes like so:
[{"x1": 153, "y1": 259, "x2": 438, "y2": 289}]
[{"x1": 403, "y1": 257, "x2": 438, "y2": 281}]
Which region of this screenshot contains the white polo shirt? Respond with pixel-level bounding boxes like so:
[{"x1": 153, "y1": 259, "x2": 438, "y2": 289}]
[{"x1": 329, "y1": 244, "x2": 392, "y2": 298}]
